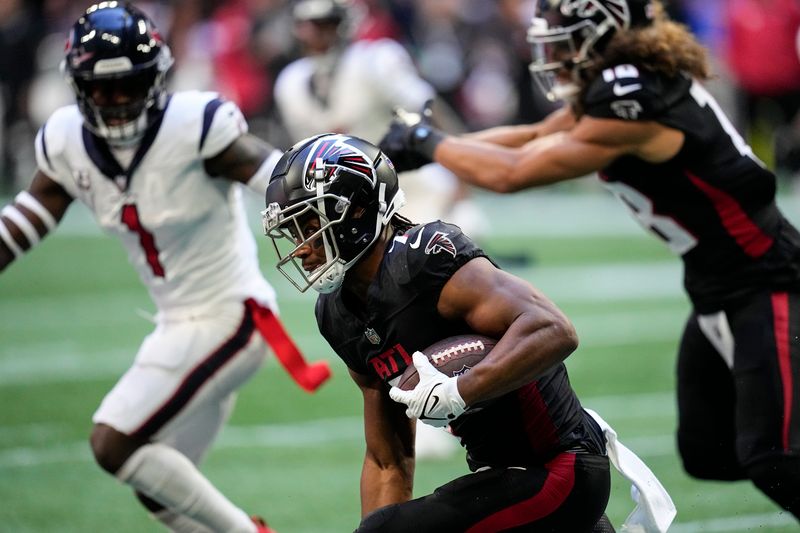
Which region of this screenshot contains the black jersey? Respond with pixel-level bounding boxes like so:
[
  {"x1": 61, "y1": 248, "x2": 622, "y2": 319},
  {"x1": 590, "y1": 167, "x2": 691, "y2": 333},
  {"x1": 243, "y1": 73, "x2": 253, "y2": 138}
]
[
  {"x1": 316, "y1": 221, "x2": 604, "y2": 469},
  {"x1": 583, "y1": 64, "x2": 800, "y2": 312}
]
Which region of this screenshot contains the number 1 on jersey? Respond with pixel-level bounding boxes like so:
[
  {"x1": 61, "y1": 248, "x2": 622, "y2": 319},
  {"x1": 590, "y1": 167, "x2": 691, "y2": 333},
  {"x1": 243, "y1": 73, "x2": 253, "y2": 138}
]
[{"x1": 121, "y1": 203, "x2": 165, "y2": 277}]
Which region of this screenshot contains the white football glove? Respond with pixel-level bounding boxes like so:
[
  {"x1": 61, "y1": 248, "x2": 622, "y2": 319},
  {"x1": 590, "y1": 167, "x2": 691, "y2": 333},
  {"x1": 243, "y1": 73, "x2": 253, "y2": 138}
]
[{"x1": 389, "y1": 351, "x2": 466, "y2": 428}]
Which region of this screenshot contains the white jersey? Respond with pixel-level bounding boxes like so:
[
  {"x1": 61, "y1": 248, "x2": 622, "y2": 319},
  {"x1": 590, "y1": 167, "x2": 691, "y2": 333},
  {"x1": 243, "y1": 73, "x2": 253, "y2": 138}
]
[
  {"x1": 274, "y1": 38, "x2": 435, "y2": 143},
  {"x1": 275, "y1": 39, "x2": 460, "y2": 225},
  {"x1": 34, "y1": 91, "x2": 276, "y2": 318}
]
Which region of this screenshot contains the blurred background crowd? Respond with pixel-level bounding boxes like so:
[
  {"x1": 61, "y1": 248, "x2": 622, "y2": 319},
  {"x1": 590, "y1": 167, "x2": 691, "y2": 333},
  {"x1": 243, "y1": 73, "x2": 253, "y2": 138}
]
[{"x1": 1, "y1": 0, "x2": 800, "y2": 194}]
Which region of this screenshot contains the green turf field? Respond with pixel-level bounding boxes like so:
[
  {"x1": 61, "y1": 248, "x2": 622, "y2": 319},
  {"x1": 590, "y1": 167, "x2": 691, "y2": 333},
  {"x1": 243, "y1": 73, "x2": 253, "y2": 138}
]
[{"x1": 1, "y1": 188, "x2": 797, "y2": 532}]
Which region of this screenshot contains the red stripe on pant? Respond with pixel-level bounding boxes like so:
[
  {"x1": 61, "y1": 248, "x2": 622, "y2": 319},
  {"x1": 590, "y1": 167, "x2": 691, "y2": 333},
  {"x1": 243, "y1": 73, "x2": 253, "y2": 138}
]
[
  {"x1": 465, "y1": 453, "x2": 577, "y2": 533},
  {"x1": 771, "y1": 292, "x2": 794, "y2": 451}
]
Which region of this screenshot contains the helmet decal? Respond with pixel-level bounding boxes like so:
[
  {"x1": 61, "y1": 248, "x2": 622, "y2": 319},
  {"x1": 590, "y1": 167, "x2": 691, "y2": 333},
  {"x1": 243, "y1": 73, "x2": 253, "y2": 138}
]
[
  {"x1": 263, "y1": 134, "x2": 404, "y2": 293},
  {"x1": 564, "y1": 0, "x2": 630, "y2": 30},
  {"x1": 302, "y1": 135, "x2": 376, "y2": 192}
]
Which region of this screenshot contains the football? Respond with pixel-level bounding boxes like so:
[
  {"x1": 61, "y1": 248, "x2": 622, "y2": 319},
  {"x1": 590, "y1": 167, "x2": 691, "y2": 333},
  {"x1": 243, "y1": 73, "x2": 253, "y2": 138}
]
[{"x1": 397, "y1": 334, "x2": 497, "y2": 391}]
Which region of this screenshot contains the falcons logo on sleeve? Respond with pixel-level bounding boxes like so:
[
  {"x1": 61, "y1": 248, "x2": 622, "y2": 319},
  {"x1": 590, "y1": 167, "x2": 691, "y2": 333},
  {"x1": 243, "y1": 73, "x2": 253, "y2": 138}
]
[{"x1": 425, "y1": 231, "x2": 457, "y2": 257}]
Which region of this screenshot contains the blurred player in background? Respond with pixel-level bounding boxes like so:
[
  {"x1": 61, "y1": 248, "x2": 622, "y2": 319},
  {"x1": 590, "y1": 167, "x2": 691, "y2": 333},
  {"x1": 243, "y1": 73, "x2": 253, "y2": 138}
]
[
  {"x1": 275, "y1": 0, "x2": 471, "y2": 459},
  {"x1": 274, "y1": 0, "x2": 485, "y2": 238},
  {"x1": 380, "y1": 0, "x2": 800, "y2": 521},
  {"x1": 0, "y1": 3, "x2": 331, "y2": 531},
  {"x1": 262, "y1": 133, "x2": 675, "y2": 532}
]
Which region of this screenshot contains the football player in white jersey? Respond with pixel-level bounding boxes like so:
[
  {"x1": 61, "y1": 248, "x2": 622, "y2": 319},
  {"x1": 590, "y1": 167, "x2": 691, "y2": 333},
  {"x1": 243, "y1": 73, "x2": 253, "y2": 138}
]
[
  {"x1": 0, "y1": 3, "x2": 331, "y2": 532},
  {"x1": 273, "y1": 0, "x2": 485, "y2": 237}
]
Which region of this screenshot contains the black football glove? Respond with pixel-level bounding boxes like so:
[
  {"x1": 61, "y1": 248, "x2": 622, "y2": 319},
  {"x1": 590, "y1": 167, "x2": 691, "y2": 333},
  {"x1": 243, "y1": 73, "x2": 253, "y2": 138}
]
[{"x1": 379, "y1": 99, "x2": 446, "y2": 173}]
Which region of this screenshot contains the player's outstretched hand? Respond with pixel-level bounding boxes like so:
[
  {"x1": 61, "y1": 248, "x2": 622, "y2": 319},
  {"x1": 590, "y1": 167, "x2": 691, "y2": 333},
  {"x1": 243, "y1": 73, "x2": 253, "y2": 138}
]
[
  {"x1": 389, "y1": 351, "x2": 466, "y2": 427},
  {"x1": 378, "y1": 100, "x2": 445, "y2": 173}
]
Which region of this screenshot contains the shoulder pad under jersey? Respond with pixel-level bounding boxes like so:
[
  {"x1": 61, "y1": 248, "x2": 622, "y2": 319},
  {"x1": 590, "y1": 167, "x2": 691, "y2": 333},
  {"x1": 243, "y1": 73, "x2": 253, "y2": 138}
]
[
  {"x1": 583, "y1": 64, "x2": 689, "y2": 121},
  {"x1": 385, "y1": 220, "x2": 486, "y2": 291}
]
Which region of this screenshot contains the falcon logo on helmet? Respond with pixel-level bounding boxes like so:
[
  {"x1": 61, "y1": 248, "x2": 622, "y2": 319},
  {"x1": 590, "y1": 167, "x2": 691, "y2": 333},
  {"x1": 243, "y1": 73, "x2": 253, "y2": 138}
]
[
  {"x1": 263, "y1": 134, "x2": 405, "y2": 294},
  {"x1": 565, "y1": 0, "x2": 630, "y2": 27},
  {"x1": 302, "y1": 138, "x2": 374, "y2": 192}
]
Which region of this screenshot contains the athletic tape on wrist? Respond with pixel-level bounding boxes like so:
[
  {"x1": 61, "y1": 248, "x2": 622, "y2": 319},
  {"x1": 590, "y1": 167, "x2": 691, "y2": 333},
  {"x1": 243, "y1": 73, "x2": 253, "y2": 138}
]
[
  {"x1": 0, "y1": 218, "x2": 23, "y2": 258},
  {"x1": 2, "y1": 205, "x2": 41, "y2": 247},
  {"x1": 416, "y1": 127, "x2": 446, "y2": 160},
  {"x1": 16, "y1": 191, "x2": 57, "y2": 231}
]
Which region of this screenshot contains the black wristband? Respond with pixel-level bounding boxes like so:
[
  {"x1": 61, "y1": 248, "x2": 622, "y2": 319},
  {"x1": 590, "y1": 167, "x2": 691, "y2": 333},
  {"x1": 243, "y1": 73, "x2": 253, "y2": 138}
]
[{"x1": 411, "y1": 125, "x2": 446, "y2": 160}]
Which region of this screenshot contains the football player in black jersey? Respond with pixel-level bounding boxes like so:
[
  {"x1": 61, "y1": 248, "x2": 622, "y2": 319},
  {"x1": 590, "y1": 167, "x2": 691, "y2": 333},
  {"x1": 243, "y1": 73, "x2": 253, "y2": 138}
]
[
  {"x1": 262, "y1": 133, "x2": 622, "y2": 531},
  {"x1": 379, "y1": 0, "x2": 800, "y2": 521}
]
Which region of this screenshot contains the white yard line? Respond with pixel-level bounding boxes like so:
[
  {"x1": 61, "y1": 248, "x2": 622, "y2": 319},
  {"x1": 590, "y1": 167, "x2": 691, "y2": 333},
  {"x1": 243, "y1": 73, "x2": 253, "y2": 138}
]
[
  {"x1": 513, "y1": 261, "x2": 684, "y2": 303},
  {"x1": 668, "y1": 512, "x2": 797, "y2": 532},
  {"x1": 0, "y1": 429, "x2": 675, "y2": 469},
  {"x1": 0, "y1": 389, "x2": 678, "y2": 470},
  {"x1": 0, "y1": 318, "x2": 682, "y2": 386},
  {"x1": 0, "y1": 302, "x2": 686, "y2": 386},
  {"x1": 0, "y1": 423, "x2": 791, "y2": 532},
  {"x1": 15, "y1": 190, "x2": 800, "y2": 237},
  {"x1": 3, "y1": 396, "x2": 788, "y2": 532},
  {"x1": 0, "y1": 260, "x2": 685, "y2": 311}
]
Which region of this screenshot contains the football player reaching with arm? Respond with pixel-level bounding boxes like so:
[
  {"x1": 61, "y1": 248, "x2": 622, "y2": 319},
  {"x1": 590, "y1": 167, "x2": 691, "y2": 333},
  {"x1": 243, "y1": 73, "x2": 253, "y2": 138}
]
[
  {"x1": 381, "y1": 0, "x2": 800, "y2": 521},
  {"x1": 274, "y1": 0, "x2": 484, "y2": 244},
  {"x1": 263, "y1": 134, "x2": 673, "y2": 532},
  {"x1": 0, "y1": 3, "x2": 333, "y2": 532}
]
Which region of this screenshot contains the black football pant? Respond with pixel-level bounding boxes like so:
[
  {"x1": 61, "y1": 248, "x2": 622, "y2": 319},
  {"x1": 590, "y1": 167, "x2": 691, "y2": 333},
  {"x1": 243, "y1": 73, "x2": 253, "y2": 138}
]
[
  {"x1": 355, "y1": 452, "x2": 610, "y2": 532},
  {"x1": 677, "y1": 290, "x2": 800, "y2": 519}
]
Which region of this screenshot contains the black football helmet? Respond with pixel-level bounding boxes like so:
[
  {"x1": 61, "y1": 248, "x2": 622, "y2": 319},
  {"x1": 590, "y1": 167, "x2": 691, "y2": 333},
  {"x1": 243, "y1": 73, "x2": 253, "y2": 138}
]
[
  {"x1": 62, "y1": 2, "x2": 173, "y2": 145},
  {"x1": 263, "y1": 134, "x2": 405, "y2": 293},
  {"x1": 528, "y1": 0, "x2": 655, "y2": 101}
]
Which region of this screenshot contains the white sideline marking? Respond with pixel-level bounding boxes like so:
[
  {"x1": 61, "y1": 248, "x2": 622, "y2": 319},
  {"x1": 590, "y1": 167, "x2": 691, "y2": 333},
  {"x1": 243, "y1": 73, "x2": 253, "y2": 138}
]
[
  {"x1": 0, "y1": 261, "x2": 686, "y2": 308},
  {"x1": 0, "y1": 417, "x2": 366, "y2": 468},
  {"x1": 584, "y1": 391, "x2": 675, "y2": 419},
  {"x1": 0, "y1": 303, "x2": 685, "y2": 386},
  {"x1": 669, "y1": 512, "x2": 797, "y2": 532},
  {"x1": 19, "y1": 191, "x2": 800, "y2": 237},
  {"x1": 513, "y1": 261, "x2": 684, "y2": 303},
  {"x1": 0, "y1": 433, "x2": 673, "y2": 469},
  {"x1": 0, "y1": 423, "x2": 792, "y2": 532},
  {"x1": 0, "y1": 401, "x2": 676, "y2": 470}
]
